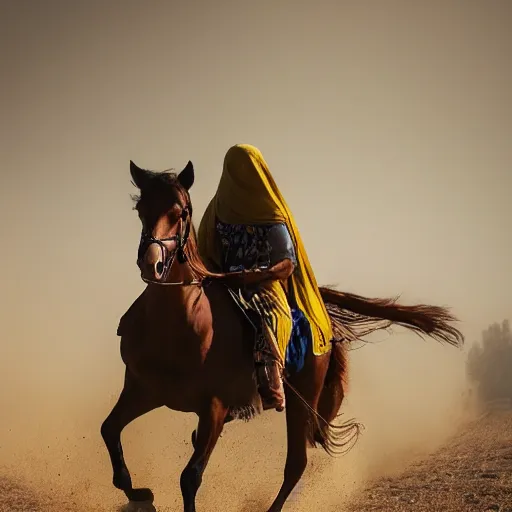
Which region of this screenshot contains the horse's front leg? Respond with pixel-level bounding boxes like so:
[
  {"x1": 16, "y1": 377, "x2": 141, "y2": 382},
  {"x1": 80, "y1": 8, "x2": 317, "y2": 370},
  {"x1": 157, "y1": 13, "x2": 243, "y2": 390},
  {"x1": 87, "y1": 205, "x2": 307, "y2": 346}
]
[
  {"x1": 190, "y1": 412, "x2": 235, "y2": 448},
  {"x1": 101, "y1": 372, "x2": 161, "y2": 503},
  {"x1": 180, "y1": 396, "x2": 228, "y2": 512}
]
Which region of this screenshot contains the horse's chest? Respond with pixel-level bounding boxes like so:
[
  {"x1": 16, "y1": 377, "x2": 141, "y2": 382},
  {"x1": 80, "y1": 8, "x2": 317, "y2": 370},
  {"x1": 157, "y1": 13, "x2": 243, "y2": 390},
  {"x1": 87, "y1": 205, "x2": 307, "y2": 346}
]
[{"x1": 121, "y1": 315, "x2": 211, "y2": 372}]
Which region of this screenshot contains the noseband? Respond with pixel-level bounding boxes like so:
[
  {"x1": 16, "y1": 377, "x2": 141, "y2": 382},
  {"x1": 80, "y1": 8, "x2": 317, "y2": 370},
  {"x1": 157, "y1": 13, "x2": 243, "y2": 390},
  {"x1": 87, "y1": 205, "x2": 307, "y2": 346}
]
[{"x1": 138, "y1": 203, "x2": 199, "y2": 286}]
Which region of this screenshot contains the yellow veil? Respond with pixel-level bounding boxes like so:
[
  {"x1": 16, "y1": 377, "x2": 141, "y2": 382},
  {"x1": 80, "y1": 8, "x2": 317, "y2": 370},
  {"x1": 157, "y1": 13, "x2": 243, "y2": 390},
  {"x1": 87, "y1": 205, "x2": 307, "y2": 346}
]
[{"x1": 197, "y1": 144, "x2": 332, "y2": 357}]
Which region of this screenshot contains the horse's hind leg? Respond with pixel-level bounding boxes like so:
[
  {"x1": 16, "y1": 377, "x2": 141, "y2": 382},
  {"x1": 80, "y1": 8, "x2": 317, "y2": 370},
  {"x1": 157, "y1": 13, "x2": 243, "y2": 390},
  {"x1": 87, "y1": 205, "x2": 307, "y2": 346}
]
[
  {"x1": 315, "y1": 343, "x2": 347, "y2": 443},
  {"x1": 180, "y1": 397, "x2": 228, "y2": 512},
  {"x1": 266, "y1": 387, "x2": 312, "y2": 512},
  {"x1": 101, "y1": 373, "x2": 161, "y2": 503},
  {"x1": 267, "y1": 354, "x2": 329, "y2": 512}
]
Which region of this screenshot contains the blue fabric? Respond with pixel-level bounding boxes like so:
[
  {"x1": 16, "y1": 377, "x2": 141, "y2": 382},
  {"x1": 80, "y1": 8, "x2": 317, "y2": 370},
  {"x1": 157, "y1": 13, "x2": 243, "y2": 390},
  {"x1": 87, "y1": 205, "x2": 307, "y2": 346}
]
[{"x1": 285, "y1": 307, "x2": 312, "y2": 374}]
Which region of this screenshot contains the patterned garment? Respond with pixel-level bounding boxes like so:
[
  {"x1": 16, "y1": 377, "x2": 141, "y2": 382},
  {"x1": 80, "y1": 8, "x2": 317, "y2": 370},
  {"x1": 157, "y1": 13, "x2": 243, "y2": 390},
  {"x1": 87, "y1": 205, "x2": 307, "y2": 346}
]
[
  {"x1": 217, "y1": 221, "x2": 311, "y2": 373},
  {"x1": 216, "y1": 222, "x2": 297, "y2": 273}
]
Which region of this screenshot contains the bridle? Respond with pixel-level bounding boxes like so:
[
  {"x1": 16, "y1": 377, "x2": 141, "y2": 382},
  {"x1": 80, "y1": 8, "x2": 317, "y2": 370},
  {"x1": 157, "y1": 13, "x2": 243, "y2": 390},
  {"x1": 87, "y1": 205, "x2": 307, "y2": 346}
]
[{"x1": 137, "y1": 203, "x2": 201, "y2": 286}]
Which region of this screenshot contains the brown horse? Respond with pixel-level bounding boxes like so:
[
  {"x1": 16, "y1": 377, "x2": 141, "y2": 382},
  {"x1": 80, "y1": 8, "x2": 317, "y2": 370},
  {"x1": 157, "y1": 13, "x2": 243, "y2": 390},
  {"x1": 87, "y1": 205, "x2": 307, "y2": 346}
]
[{"x1": 100, "y1": 160, "x2": 464, "y2": 512}]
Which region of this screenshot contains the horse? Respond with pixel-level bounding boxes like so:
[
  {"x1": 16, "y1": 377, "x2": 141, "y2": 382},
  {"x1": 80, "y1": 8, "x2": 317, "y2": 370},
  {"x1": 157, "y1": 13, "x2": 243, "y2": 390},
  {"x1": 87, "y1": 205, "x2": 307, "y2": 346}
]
[{"x1": 100, "y1": 159, "x2": 464, "y2": 512}]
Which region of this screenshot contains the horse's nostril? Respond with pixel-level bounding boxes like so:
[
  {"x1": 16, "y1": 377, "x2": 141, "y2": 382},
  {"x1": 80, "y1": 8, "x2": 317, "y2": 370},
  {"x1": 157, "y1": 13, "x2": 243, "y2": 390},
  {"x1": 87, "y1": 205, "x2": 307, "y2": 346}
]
[{"x1": 156, "y1": 262, "x2": 164, "y2": 275}]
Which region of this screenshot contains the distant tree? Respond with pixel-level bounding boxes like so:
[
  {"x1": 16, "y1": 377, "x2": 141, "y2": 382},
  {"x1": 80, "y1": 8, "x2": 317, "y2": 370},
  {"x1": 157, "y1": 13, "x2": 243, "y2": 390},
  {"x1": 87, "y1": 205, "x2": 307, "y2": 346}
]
[{"x1": 466, "y1": 319, "x2": 512, "y2": 403}]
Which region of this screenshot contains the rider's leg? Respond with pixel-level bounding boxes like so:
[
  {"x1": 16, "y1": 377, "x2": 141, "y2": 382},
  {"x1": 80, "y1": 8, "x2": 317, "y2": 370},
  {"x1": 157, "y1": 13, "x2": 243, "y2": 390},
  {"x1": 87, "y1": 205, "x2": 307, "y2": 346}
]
[{"x1": 254, "y1": 327, "x2": 286, "y2": 412}]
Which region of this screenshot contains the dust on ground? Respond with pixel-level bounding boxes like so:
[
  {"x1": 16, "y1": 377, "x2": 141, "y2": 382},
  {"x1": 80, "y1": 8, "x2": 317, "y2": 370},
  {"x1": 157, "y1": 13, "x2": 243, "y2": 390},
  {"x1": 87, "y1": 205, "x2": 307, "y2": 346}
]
[
  {"x1": 0, "y1": 334, "x2": 472, "y2": 511},
  {"x1": 3, "y1": 405, "x2": 511, "y2": 512},
  {"x1": 347, "y1": 410, "x2": 512, "y2": 512}
]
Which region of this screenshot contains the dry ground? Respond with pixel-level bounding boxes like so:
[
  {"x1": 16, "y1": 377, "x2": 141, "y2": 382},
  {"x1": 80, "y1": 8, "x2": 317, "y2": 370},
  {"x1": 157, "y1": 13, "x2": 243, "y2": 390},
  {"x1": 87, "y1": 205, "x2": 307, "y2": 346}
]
[
  {"x1": 347, "y1": 410, "x2": 512, "y2": 512},
  {"x1": 1, "y1": 410, "x2": 511, "y2": 511}
]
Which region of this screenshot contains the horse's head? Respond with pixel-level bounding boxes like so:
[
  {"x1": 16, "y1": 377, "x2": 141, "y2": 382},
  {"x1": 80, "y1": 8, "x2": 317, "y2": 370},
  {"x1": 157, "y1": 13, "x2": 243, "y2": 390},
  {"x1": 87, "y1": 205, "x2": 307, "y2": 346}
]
[{"x1": 130, "y1": 159, "x2": 195, "y2": 283}]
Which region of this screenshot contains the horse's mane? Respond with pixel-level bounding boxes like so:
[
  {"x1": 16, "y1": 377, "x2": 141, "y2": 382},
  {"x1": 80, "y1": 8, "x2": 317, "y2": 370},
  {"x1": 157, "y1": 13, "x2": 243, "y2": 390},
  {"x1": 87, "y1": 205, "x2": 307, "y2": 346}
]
[
  {"x1": 183, "y1": 223, "x2": 223, "y2": 281},
  {"x1": 131, "y1": 168, "x2": 181, "y2": 206}
]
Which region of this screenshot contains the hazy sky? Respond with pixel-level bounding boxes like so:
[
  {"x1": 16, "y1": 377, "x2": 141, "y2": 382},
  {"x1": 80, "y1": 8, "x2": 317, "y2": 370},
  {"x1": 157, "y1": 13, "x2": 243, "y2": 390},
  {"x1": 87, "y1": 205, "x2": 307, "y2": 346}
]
[{"x1": 1, "y1": 0, "x2": 511, "y2": 405}]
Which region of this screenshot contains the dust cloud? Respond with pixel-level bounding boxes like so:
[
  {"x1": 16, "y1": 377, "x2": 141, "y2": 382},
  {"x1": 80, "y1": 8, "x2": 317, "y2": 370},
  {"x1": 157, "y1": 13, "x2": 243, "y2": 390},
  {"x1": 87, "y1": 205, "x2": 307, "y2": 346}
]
[
  {"x1": 2, "y1": 0, "x2": 510, "y2": 510},
  {"x1": 0, "y1": 320, "x2": 469, "y2": 511}
]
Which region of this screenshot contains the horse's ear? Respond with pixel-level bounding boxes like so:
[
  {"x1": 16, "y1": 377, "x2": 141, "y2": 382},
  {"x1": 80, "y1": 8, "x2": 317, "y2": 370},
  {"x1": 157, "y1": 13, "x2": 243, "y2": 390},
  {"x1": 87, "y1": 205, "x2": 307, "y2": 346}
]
[
  {"x1": 178, "y1": 160, "x2": 195, "y2": 191},
  {"x1": 130, "y1": 160, "x2": 150, "y2": 190}
]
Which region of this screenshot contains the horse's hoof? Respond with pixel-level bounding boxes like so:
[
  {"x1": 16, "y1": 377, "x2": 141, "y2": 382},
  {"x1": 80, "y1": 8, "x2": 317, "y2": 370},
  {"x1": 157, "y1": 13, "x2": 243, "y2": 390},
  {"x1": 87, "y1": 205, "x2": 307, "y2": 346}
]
[
  {"x1": 121, "y1": 501, "x2": 156, "y2": 512},
  {"x1": 125, "y1": 487, "x2": 154, "y2": 503}
]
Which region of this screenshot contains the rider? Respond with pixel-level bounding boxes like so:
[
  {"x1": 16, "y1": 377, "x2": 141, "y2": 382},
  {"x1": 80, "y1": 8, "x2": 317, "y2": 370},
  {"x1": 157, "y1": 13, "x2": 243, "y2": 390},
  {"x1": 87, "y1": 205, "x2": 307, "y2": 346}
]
[{"x1": 197, "y1": 144, "x2": 333, "y2": 412}]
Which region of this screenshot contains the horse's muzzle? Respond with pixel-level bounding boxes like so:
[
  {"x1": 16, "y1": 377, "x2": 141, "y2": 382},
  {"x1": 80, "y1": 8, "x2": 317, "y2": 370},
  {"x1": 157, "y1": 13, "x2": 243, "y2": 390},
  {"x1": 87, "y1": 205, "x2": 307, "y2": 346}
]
[{"x1": 139, "y1": 241, "x2": 175, "y2": 282}]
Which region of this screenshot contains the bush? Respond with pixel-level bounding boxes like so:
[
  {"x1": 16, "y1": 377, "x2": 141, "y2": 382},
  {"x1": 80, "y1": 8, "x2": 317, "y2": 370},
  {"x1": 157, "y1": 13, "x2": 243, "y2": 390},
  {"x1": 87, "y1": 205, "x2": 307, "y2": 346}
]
[{"x1": 466, "y1": 319, "x2": 512, "y2": 403}]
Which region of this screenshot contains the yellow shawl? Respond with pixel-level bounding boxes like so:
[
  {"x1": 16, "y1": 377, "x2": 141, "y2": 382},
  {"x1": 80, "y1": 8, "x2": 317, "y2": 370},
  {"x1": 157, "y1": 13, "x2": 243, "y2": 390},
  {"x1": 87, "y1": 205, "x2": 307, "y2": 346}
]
[{"x1": 197, "y1": 144, "x2": 332, "y2": 357}]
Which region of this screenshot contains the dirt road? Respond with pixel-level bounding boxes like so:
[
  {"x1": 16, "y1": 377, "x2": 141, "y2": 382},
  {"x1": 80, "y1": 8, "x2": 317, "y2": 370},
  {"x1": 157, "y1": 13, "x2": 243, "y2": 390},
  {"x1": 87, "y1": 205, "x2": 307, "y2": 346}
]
[
  {"x1": 347, "y1": 411, "x2": 512, "y2": 512},
  {"x1": 2, "y1": 410, "x2": 511, "y2": 511}
]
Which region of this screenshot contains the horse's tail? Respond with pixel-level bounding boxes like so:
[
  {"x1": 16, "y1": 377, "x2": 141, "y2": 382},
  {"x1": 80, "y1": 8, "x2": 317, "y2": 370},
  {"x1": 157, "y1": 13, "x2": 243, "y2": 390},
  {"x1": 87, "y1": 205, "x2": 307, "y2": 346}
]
[
  {"x1": 285, "y1": 287, "x2": 463, "y2": 457},
  {"x1": 284, "y1": 340, "x2": 362, "y2": 457},
  {"x1": 311, "y1": 340, "x2": 363, "y2": 456},
  {"x1": 325, "y1": 337, "x2": 349, "y2": 392},
  {"x1": 319, "y1": 286, "x2": 465, "y2": 348}
]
